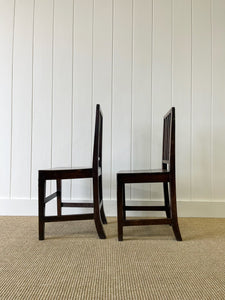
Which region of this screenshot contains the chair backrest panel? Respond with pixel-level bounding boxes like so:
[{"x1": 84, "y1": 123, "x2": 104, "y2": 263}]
[
  {"x1": 162, "y1": 107, "x2": 175, "y2": 172},
  {"x1": 92, "y1": 104, "x2": 103, "y2": 173}
]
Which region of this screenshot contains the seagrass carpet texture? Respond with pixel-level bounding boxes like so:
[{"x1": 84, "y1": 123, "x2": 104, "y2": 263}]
[{"x1": 1, "y1": 216, "x2": 225, "y2": 300}]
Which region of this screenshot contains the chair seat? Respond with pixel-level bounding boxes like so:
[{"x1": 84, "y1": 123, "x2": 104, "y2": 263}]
[
  {"x1": 39, "y1": 167, "x2": 93, "y2": 180},
  {"x1": 117, "y1": 169, "x2": 170, "y2": 183},
  {"x1": 40, "y1": 166, "x2": 92, "y2": 171},
  {"x1": 118, "y1": 168, "x2": 169, "y2": 174}
]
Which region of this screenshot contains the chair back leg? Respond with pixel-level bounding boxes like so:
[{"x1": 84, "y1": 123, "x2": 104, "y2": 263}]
[
  {"x1": 57, "y1": 179, "x2": 62, "y2": 217},
  {"x1": 93, "y1": 176, "x2": 106, "y2": 239},
  {"x1": 117, "y1": 179, "x2": 124, "y2": 241},
  {"x1": 38, "y1": 178, "x2": 46, "y2": 240},
  {"x1": 99, "y1": 175, "x2": 107, "y2": 224},
  {"x1": 169, "y1": 180, "x2": 182, "y2": 241}
]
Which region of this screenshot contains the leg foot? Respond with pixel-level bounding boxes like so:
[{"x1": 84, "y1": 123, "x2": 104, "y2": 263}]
[
  {"x1": 94, "y1": 218, "x2": 106, "y2": 239},
  {"x1": 172, "y1": 220, "x2": 182, "y2": 241}
]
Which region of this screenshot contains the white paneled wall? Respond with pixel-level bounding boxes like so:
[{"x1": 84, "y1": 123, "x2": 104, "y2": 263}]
[
  {"x1": 72, "y1": 0, "x2": 93, "y2": 201},
  {"x1": 0, "y1": 0, "x2": 225, "y2": 216},
  {"x1": 173, "y1": 0, "x2": 191, "y2": 203},
  {"x1": 131, "y1": 0, "x2": 152, "y2": 200},
  {"x1": 0, "y1": 0, "x2": 14, "y2": 198},
  {"x1": 32, "y1": 0, "x2": 53, "y2": 199},
  {"x1": 212, "y1": 0, "x2": 225, "y2": 201},
  {"x1": 11, "y1": 0, "x2": 34, "y2": 199}
]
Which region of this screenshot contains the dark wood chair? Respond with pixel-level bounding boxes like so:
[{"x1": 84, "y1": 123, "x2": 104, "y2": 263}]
[
  {"x1": 117, "y1": 107, "x2": 182, "y2": 241},
  {"x1": 38, "y1": 104, "x2": 107, "y2": 240}
]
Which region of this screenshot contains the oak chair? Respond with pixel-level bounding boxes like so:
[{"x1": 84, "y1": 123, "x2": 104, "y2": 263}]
[
  {"x1": 117, "y1": 107, "x2": 182, "y2": 241},
  {"x1": 38, "y1": 104, "x2": 107, "y2": 240}
]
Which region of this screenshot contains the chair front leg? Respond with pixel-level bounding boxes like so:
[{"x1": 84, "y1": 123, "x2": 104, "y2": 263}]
[
  {"x1": 93, "y1": 176, "x2": 106, "y2": 239},
  {"x1": 122, "y1": 183, "x2": 126, "y2": 221},
  {"x1": 38, "y1": 176, "x2": 46, "y2": 240},
  {"x1": 117, "y1": 178, "x2": 124, "y2": 241},
  {"x1": 163, "y1": 182, "x2": 171, "y2": 218},
  {"x1": 57, "y1": 179, "x2": 62, "y2": 216}
]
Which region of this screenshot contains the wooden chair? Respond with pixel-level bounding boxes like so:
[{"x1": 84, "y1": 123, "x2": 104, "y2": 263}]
[
  {"x1": 38, "y1": 104, "x2": 107, "y2": 240},
  {"x1": 117, "y1": 107, "x2": 182, "y2": 241}
]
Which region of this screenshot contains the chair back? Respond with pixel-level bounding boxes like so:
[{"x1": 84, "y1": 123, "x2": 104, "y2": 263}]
[
  {"x1": 162, "y1": 107, "x2": 175, "y2": 172},
  {"x1": 92, "y1": 104, "x2": 103, "y2": 173}
]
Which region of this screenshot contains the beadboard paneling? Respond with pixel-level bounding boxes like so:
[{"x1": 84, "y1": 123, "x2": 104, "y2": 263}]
[
  {"x1": 131, "y1": 0, "x2": 152, "y2": 200},
  {"x1": 11, "y1": 0, "x2": 34, "y2": 198},
  {"x1": 92, "y1": 0, "x2": 113, "y2": 200},
  {"x1": 72, "y1": 0, "x2": 93, "y2": 201},
  {"x1": 52, "y1": 0, "x2": 73, "y2": 199},
  {"x1": 192, "y1": 0, "x2": 212, "y2": 200},
  {"x1": 151, "y1": 0, "x2": 172, "y2": 200},
  {"x1": 0, "y1": 0, "x2": 14, "y2": 198},
  {"x1": 212, "y1": 0, "x2": 225, "y2": 200},
  {"x1": 173, "y1": 0, "x2": 192, "y2": 201},
  {"x1": 111, "y1": 0, "x2": 133, "y2": 201},
  {"x1": 31, "y1": 0, "x2": 53, "y2": 199}
]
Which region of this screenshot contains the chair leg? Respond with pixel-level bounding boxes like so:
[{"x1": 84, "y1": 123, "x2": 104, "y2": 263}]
[
  {"x1": 163, "y1": 182, "x2": 171, "y2": 218},
  {"x1": 117, "y1": 179, "x2": 124, "y2": 241},
  {"x1": 122, "y1": 183, "x2": 126, "y2": 221},
  {"x1": 38, "y1": 177, "x2": 46, "y2": 240},
  {"x1": 93, "y1": 176, "x2": 106, "y2": 239},
  {"x1": 99, "y1": 175, "x2": 107, "y2": 224},
  {"x1": 57, "y1": 179, "x2": 62, "y2": 216},
  {"x1": 169, "y1": 180, "x2": 182, "y2": 241}
]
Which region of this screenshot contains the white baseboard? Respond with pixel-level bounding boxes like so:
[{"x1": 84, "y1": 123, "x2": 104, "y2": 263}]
[{"x1": 1, "y1": 198, "x2": 225, "y2": 218}]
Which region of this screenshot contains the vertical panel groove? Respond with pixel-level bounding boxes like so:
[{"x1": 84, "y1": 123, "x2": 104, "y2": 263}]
[
  {"x1": 50, "y1": 0, "x2": 55, "y2": 196},
  {"x1": 130, "y1": 0, "x2": 134, "y2": 199},
  {"x1": 210, "y1": 0, "x2": 213, "y2": 201},
  {"x1": 171, "y1": 0, "x2": 173, "y2": 106},
  {"x1": 91, "y1": 0, "x2": 94, "y2": 146},
  {"x1": 90, "y1": 0, "x2": 94, "y2": 197},
  {"x1": 150, "y1": 0, "x2": 155, "y2": 200},
  {"x1": 50, "y1": 0, "x2": 55, "y2": 170},
  {"x1": 70, "y1": 0, "x2": 75, "y2": 199},
  {"x1": 30, "y1": 0, "x2": 35, "y2": 199},
  {"x1": 150, "y1": 0, "x2": 154, "y2": 170},
  {"x1": 9, "y1": 0, "x2": 16, "y2": 199},
  {"x1": 71, "y1": 0, "x2": 75, "y2": 199},
  {"x1": 110, "y1": 0, "x2": 114, "y2": 201},
  {"x1": 190, "y1": 0, "x2": 193, "y2": 201}
]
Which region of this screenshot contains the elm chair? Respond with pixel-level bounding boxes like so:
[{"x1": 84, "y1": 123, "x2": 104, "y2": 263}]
[
  {"x1": 38, "y1": 104, "x2": 107, "y2": 240},
  {"x1": 117, "y1": 107, "x2": 182, "y2": 241}
]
